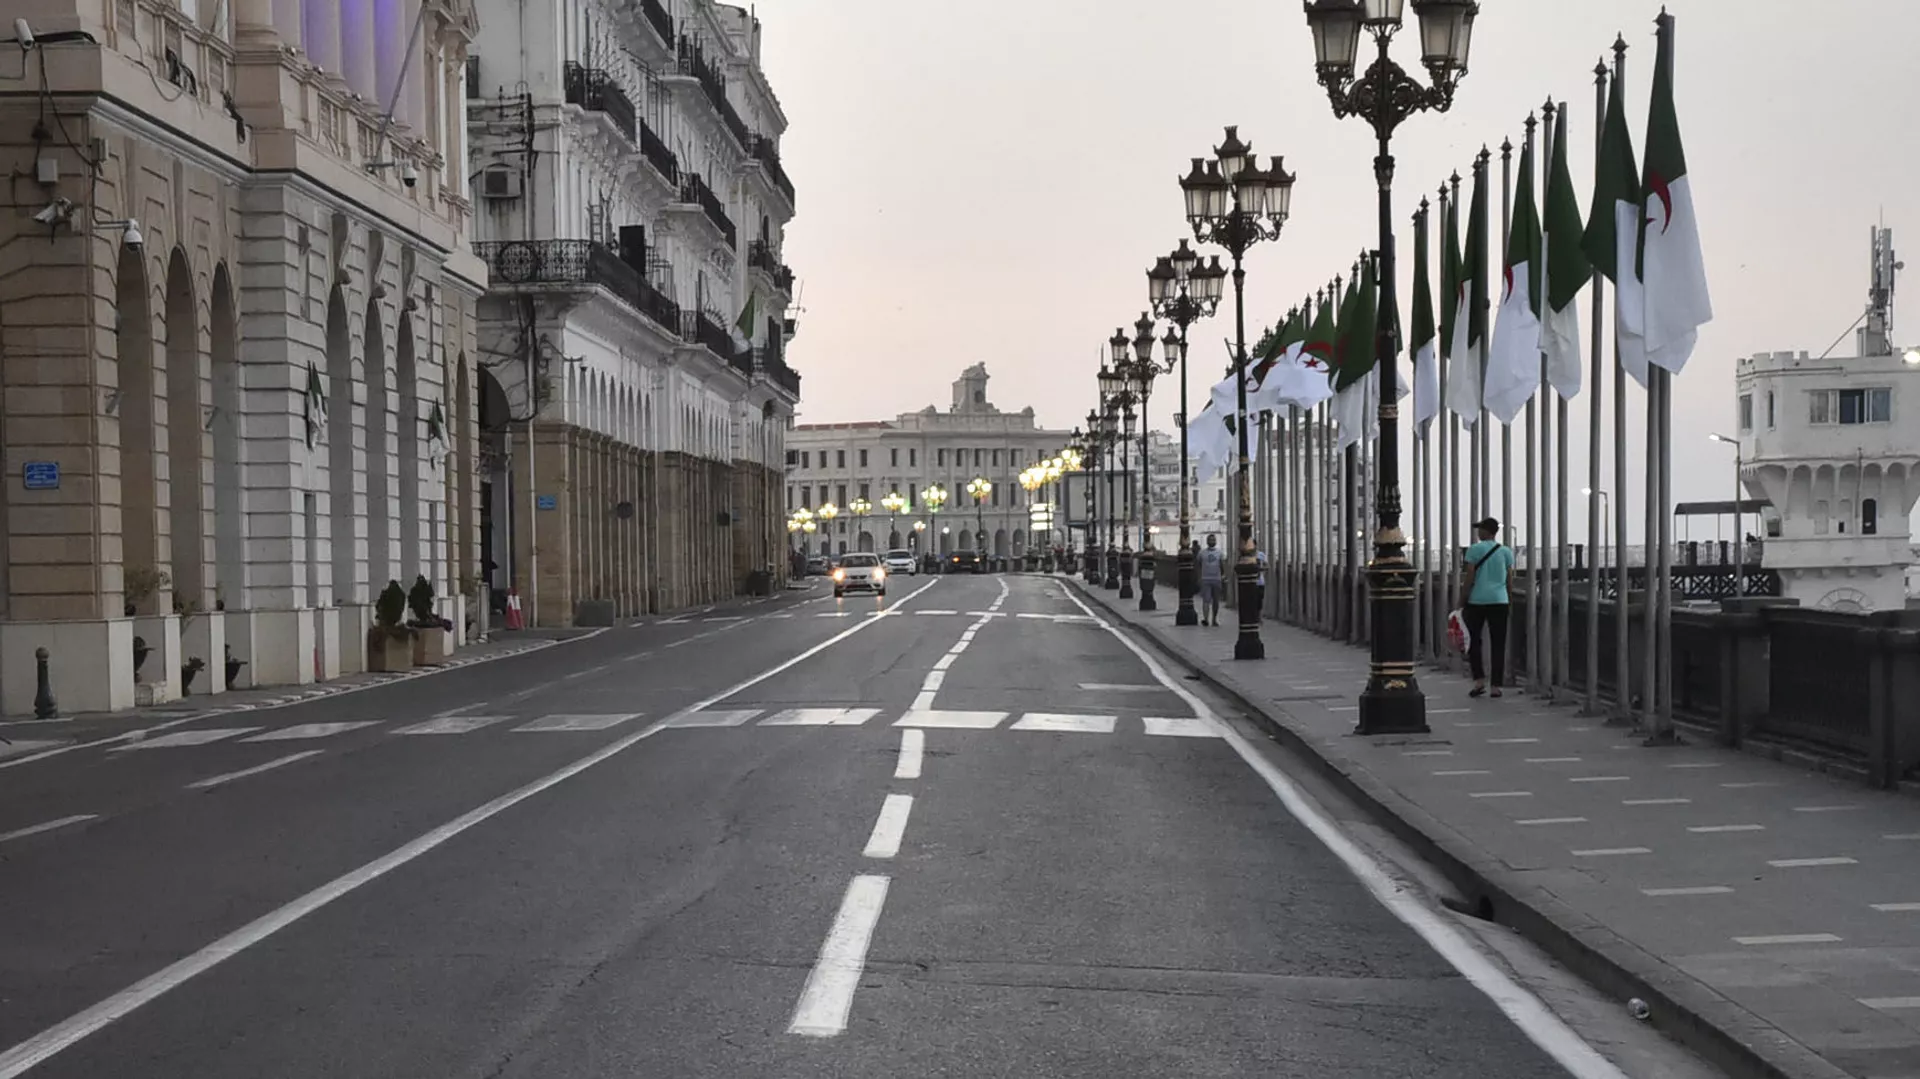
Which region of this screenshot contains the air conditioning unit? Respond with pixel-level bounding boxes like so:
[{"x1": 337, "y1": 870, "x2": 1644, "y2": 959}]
[{"x1": 479, "y1": 168, "x2": 523, "y2": 200}]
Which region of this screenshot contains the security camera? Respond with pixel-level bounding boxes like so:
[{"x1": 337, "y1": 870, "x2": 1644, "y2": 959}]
[
  {"x1": 14, "y1": 18, "x2": 35, "y2": 49},
  {"x1": 121, "y1": 217, "x2": 144, "y2": 249},
  {"x1": 401, "y1": 162, "x2": 418, "y2": 188},
  {"x1": 31, "y1": 197, "x2": 73, "y2": 226}
]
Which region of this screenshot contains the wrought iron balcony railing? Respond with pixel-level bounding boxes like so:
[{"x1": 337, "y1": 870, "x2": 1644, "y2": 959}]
[
  {"x1": 681, "y1": 310, "x2": 748, "y2": 372},
  {"x1": 562, "y1": 62, "x2": 636, "y2": 143},
  {"x1": 748, "y1": 241, "x2": 795, "y2": 292},
  {"x1": 676, "y1": 35, "x2": 752, "y2": 148},
  {"x1": 754, "y1": 345, "x2": 801, "y2": 397},
  {"x1": 678, "y1": 173, "x2": 736, "y2": 248},
  {"x1": 637, "y1": 116, "x2": 680, "y2": 186},
  {"x1": 749, "y1": 135, "x2": 796, "y2": 207},
  {"x1": 473, "y1": 239, "x2": 680, "y2": 335},
  {"x1": 639, "y1": 0, "x2": 673, "y2": 47}
]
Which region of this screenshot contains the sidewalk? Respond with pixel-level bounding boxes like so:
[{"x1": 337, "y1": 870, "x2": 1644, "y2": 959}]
[{"x1": 1074, "y1": 580, "x2": 1920, "y2": 1079}]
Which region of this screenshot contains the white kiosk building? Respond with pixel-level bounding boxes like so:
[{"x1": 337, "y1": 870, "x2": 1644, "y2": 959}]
[{"x1": 1735, "y1": 227, "x2": 1920, "y2": 613}]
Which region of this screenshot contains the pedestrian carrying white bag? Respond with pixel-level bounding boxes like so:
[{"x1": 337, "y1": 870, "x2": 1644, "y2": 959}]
[{"x1": 1446, "y1": 609, "x2": 1469, "y2": 654}]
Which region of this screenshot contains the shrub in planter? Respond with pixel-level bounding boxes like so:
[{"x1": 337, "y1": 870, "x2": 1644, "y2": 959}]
[
  {"x1": 367, "y1": 580, "x2": 414, "y2": 673},
  {"x1": 407, "y1": 575, "x2": 454, "y2": 665}
]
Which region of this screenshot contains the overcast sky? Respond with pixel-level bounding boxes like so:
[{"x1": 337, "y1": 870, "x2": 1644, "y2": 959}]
[{"x1": 753, "y1": 0, "x2": 1920, "y2": 544}]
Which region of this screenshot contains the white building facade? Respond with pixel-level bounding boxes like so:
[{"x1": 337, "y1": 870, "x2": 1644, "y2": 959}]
[
  {"x1": 466, "y1": 0, "x2": 799, "y2": 625},
  {"x1": 787, "y1": 366, "x2": 1073, "y2": 558}
]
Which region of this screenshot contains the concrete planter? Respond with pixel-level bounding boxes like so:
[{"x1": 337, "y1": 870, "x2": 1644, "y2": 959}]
[
  {"x1": 411, "y1": 626, "x2": 452, "y2": 666},
  {"x1": 367, "y1": 629, "x2": 414, "y2": 673}
]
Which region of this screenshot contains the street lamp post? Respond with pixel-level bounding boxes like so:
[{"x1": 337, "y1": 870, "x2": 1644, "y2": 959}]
[
  {"x1": 1180, "y1": 126, "x2": 1296, "y2": 661},
  {"x1": 1149, "y1": 241, "x2": 1225, "y2": 626},
  {"x1": 966, "y1": 476, "x2": 992, "y2": 564},
  {"x1": 923, "y1": 484, "x2": 948, "y2": 559},
  {"x1": 912, "y1": 519, "x2": 927, "y2": 560},
  {"x1": 1708, "y1": 434, "x2": 1745, "y2": 598},
  {"x1": 816, "y1": 501, "x2": 840, "y2": 557},
  {"x1": 1084, "y1": 410, "x2": 1103, "y2": 583},
  {"x1": 881, "y1": 491, "x2": 907, "y2": 548},
  {"x1": 1306, "y1": 0, "x2": 1478, "y2": 731},
  {"x1": 1100, "y1": 401, "x2": 1122, "y2": 590},
  {"x1": 1128, "y1": 313, "x2": 1162, "y2": 611},
  {"x1": 848, "y1": 496, "x2": 873, "y2": 553}
]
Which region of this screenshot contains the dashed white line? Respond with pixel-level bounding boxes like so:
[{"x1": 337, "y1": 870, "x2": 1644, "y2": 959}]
[
  {"x1": 1869, "y1": 902, "x2": 1920, "y2": 912},
  {"x1": 1666, "y1": 762, "x2": 1722, "y2": 770},
  {"x1": 0, "y1": 815, "x2": 97, "y2": 844},
  {"x1": 1767, "y1": 857, "x2": 1857, "y2": 868},
  {"x1": 1433, "y1": 769, "x2": 1493, "y2": 776},
  {"x1": 1623, "y1": 798, "x2": 1691, "y2": 806},
  {"x1": 1524, "y1": 757, "x2": 1583, "y2": 764},
  {"x1": 895, "y1": 730, "x2": 924, "y2": 779},
  {"x1": 1642, "y1": 886, "x2": 1733, "y2": 897},
  {"x1": 186, "y1": 751, "x2": 326, "y2": 790},
  {"x1": 788, "y1": 875, "x2": 890, "y2": 1037},
  {"x1": 1517, "y1": 817, "x2": 1588, "y2": 826},
  {"x1": 1860, "y1": 997, "x2": 1920, "y2": 1010},
  {"x1": 1734, "y1": 933, "x2": 1841, "y2": 946},
  {"x1": 1688, "y1": 824, "x2": 1765, "y2": 834},
  {"x1": 1720, "y1": 781, "x2": 1777, "y2": 789},
  {"x1": 1470, "y1": 791, "x2": 1533, "y2": 799},
  {"x1": 1792, "y1": 805, "x2": 1860, "y2": 814},
  {"x1": 861, "y1": 794, "x2": 913, "y2": 859},
  {"x1": 1569, "y1": 776, "x2": 1632, "y2": 784},
  {"x1": 1573, "y1": 847, "x2": 1652, "y2": 857}
]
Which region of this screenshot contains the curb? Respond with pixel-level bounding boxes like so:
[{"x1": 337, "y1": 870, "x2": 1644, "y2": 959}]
[{"x1": 1068, "y1": 578, "x2": 1851, "y2": 1079}]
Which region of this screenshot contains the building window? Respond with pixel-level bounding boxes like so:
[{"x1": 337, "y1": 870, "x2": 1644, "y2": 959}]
[
  {"x1": 974, "y1": 448, "x2": 984, "y2": 467},
  {"x1": 1864, "y1": 497, "x2": 1879, "y2": 535},
  {"x1": 859, "y1": 482, "x2": 870, "y2": 500},
  {"x1": 992, "y1": 449, "x2": 1001, "y2": 467},
  {"x1": 859, "y1": 449, "x2": 869, "y2": 468},
  {"x1": 787, "y1": 484, "x2": 795, "y2": 507},
  {"x1": 786, "y1": 449, "x2": 798, "y2": 466},
  {"x1": 890, "y1": 448, "x2": 899, "y2": 467},
  {"x1": 909, "y1": 482, "x2": 918, "y2": 507},
  {"x1": 1766, "y1": 391, "x2": 1776, "y2": 428},
  {"x1": 837, "y1": 484, "x2": 848, "y2": 505},
  {"x1": 1814, "y1": 500, "x2": 1830, "y2": 534},
  {"x1": 801, "y1": 451, "x2": 811, "y2": 469},
  {"x1": 837, "y1": 450, "x2": 847, "y2": 469},
  {"x1": 817, "y1": 485, "x2": 828, "y2": 506},
  {"x1": 1810, "y1": 387, "x2": 1892, "y2": 424},
  {"x1": 937, "y1": 448, "x2": 947, "y2": 467},
  {"x1": 1738, "y1": 393, "x2": 1752, "y2": 432}
]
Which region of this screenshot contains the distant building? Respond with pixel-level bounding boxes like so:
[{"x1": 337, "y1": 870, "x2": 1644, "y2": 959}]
[{"x1": 787, "y1": 366, "x2": 1073, "y2": 556}]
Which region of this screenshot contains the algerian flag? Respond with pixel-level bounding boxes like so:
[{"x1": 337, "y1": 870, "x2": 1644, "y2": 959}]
[
  {"x1": 1333, "y1": 260, "x2": 1378, "y2": 453},
  {"x1": 1272, "y1": 300, "x2": 1336, "y2": 412},
  {"x1": 1640, "y1": 11, "x2": 1712, "y2": 374},
  {"x1": 1446, "y1": 154, "x2": 1488, "y2": 425},
  {"x1": 731, "y1": 291, "x2": 758, "y2": 352},
  {"x1": 1583, "y1": 56, "x2": 1650, "y2": 387},
  {"x1": 1541, "y1": 107, "x2": 1592, "y2": 399},
  {"x1": 1411, "y1": 200, "x2": 1440, "y2": 436},
  {"x1": 1247, "y1": 309, "x2": 1300, "y2": 414},
  {"x1": 1485, "y1": 129, "x2": 1542, "y2": 426}
]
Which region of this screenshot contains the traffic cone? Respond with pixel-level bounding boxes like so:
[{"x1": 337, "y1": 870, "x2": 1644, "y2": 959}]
[{"x1": 505, "y1": 588, "x2": 524, "y2": 630}]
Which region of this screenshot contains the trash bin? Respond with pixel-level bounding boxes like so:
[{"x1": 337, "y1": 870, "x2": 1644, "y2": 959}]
[{"x1": 745, "y1": 568, "x2": 772, "y2": 596}]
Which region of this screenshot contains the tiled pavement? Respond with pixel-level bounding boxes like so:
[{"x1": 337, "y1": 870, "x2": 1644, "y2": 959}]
[{"x1": 1073, "y1": 579, "x2": 1920, "y2": 1079}]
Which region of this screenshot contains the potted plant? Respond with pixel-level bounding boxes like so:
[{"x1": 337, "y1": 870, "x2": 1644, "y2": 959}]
[
  {"x1": 224, "y1": 643, "x2": 247, "y2": 690},
  {"x1": 407, "y1": 575, "x2": 454, "y2": 665},
  {"x1": 366, "y1": 579, "x2": 414, "y2": 673},
  {"x1": 124, "y1": 566, "x2": 170, "y2": 619}
]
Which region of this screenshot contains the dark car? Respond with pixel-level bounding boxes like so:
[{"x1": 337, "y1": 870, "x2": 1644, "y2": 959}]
[
  {"x1": 946, "y1": 549, "x2": 982, "y2": 574},
  {"x1": 806, "y1": 555, "x2": 830, "y2": 576}
]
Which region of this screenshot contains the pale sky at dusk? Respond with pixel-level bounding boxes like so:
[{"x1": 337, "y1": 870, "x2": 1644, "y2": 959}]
[{"x1": 752, "y1": 1, "x2": 1920, "y2": 542}]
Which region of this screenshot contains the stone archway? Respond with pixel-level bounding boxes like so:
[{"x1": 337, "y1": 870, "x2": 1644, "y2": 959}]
[
  {"x1": 477, "y1": 363, "x2": 510, "y2": 596},
  {"x1": 857, "y1": 531, "x2": 875, "y2": 553},
  {"x1": 395, "y1": 313, "x2": 420, "y2": 583},
  {"x1": 116, "y1": 245, "x2": 161, "y2": 614},
  {"x1": 210, "y1": 264, "x2": 244, "y2": 606},
  {"x1": 327, "y1": 289, "x2": 357, "y2": 604},
  {"x1": 994, "y1": 528, "x2": 1009, "y2": 557},
  {"x1": 364, "y1": 300, "x2": 392, "y2": 593},
  {"x1": 164, "y1": 248, "x2": 206, "y2": 609}
]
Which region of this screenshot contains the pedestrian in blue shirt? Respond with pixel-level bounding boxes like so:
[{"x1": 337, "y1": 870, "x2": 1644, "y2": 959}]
[{"x1": 1460, "y1": 516, "x2": 1515, "y2": 698}]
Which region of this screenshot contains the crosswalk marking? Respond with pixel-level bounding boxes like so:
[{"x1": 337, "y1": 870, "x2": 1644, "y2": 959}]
[
  {"x1": 761, "y1": 708, "x2": 879, "y2": 727},
  {"x1": 393, "y1": 715, "x2": 515, "y2": 735},
  {"x1": 663, "y1": 709, "x2": 764, "y2": 728},
  {"x1": 894, "y1": 710, "x2": 1007, "y2": 730},
  {"x1": 512, "y1": 713, "x2": 641, "y2": 732},
  {"x1": 1142, "y1": 717, "x2": 1220, "y2": 739},
  {"x1": 115, "y1": 728, "x2": 261, "y2": 750},
  {"x1": 1011, "y1": 713, "x2": 1117, "y2": 734},
  {"x1": 243, "y1": 722, "x2": 379, "y2": 743}
]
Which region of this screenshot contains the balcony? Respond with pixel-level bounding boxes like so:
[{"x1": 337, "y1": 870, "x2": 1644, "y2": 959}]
[
  {"x1": 639, "y1": 0, "x2": 674, "y2": 47},
  {"x1": 748, "y1": 241, "x2": 794, "y2": 294},
  {"x1": 678, "y1": 173, "x2": 737, "y2": 249},
  {"x1": 563, "y1": 62, "x2": 637, "y2": 143},
  {"x1": 637, "y1": 117, "x2": 681, "y2": 187},
  {"x1": 676, "y1": 35, "x2": 752, "y2": 148},
  {"x1": 473, "y1": 239, "x2": 680, "y2": 335},
  {"x1": 754, "y1": 344, "x2": 801, "y2": 398},
  {"x1": 682, "y1": 310, "x2": 749, "y2": 372},
  {"x1": 749, "y1": 135, "x2": 797, "y2": 209}
]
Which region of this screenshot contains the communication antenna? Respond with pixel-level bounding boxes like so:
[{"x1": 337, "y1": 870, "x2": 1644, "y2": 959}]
[{"x1": 1859, "y1": 224, "x2": 1902, "y2": 356}]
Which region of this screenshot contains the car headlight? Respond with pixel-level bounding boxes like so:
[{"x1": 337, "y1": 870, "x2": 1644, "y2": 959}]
[
  {"x1": 873, "y1": 568, "x2": 886, "y2": 581},
  {"x1": 832, "y1": 568, "x2": 844, "y2": 581}
]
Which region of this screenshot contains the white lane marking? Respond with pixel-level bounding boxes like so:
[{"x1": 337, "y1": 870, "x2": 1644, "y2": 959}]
[
  {"x1": 788, "y1": 874, "x2": 890, "y2": 1038},
  {"x1": 1869, "y1": 902, "x2": 1920, "y2": 912},
  {"x1": 1767, "y1": 857, "x2": 1857, "y2": 868},
  {"x1": 1734, "y1": 934, "x2": 1842, "y2": 946},
  {"x1": 1142, "y1": 717, "x2": 1221, "y2": 739},
  {"x1": 1517, "y1": 817, "x2": 1588, "y2": 826},
  {"x1": 186, "y1": 751, "x2": 325, "y2": 790},
  {"x1": 1434, "y1": 769, "x2": 1493, "y2": 776},
  {"x1": 1792, "y1": 805, "x2": 1861, "y2": 813},
  {"x1": 895, "y1": 730, "x2": 924, "y2": 779},
  {"x1": 1488, "y1": 738, "x2": 1540, "y2": 744},
  {"x1": 922, "y1": 671, "x2": 947, "y2": 693},
  {"x1": 931, "y1": 654, "x2": 957, "y2": 671},
  {"x1": 662, "y1": 710, "x2": 762, "y2": 729},
  {"x1": 703, "y1": 616, "x2": 747, "y2": 622},
  {"x1": 894, "y1": 710, "x2": 1005, "y2": 730},
  {"x1": 1569, "y1": 776, "x2": 1632, "y2": 784},
  {"x1": 1470, "y1": 791, "x2": 1533, "y2": 799},
  {"x1": 917, "y1": 609, "x2": 958, "y2": 616},
  {"x1": 1572, "y1": 848, "x2": 1652, "y2": 857},
  {"x1": 1403, "y1": 749, "x2": 1454, "y2": 757},
  {"x1": 512, "y1": 713, "x2": 641, "y2": 732},
  {"x1": 1327, "y1": 706, "x2": 1360, "y2": 713},
  {"x1": 862, "y1": 794, "x2": 913, "y2": 859},
  {"x1": 242, "y1": 722, "x2": 378, "y2": 743},
  {"x1": 0, "y1": 815, "x2": 97, "y2": 844},
  {"x1": 0, "y1": 576, "x2": 944, "y2": 1078},
  {"x1": 1688, "y1": 824, "x2": 1765, "y2": 834},
  {"x1": 1056, "y1": 580, "x2": 1630, "y2": 1079},
  {"x1": 393, "y1": 715, "x2": 513, "y2": 735},
  {"x1": 1623, "y1": 798, "x2": 1691, "y2": 806},
  {"x1": 1666, "y1": 762, "x2": 1722, "y2": 770},
  {"x1": 761, "y1": 708, "x2": 879, "y2": 727},
  {"x1": 111, "y1": 728, "x2": 260, "y2": 751},
  {"x1": 1077, "y1": 683, "x2": 1163, "y2": 692},
  {"x1": 1428, "y1": 708, "x2": 1472, "y2": 715},
  {"x1": 1720, "y1": 781, "x2": 1777, "y2": 789},
  {"x1": 910, "y1": 691, "x2": 938, "y2": 711},
  {"x1": 1524, "y1": 757, "x2": 1583, "y2": 764},
  {"x1": 1010, "y1": 713, "x2": 1117, "y2": 734},
  {"x1": 1861, "y1": 997, "x2": 1920, "y2": 1010},
  {"x1": 1642, "y1": 886, "x2": 1733, "y2": 897},
  {"x1": 1887, "y1": 834, "x2": 1920, "y2": 841}
]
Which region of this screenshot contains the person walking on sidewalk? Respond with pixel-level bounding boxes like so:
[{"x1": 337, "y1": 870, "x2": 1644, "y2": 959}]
[
  {"x1": 1198, "y1": 534, "x2": 1226, "y2": 626},
  {"x1": 1252, "y1": 545, "x2": 1268, "y2": 621},
  {"x1": 1460, "y1": 517, "x2": 1515, "y2": 698}
]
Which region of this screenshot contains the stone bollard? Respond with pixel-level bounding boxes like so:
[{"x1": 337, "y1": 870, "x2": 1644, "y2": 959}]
[{"x1": 33, "y1": 646, "x2": 58, "y2": 719}]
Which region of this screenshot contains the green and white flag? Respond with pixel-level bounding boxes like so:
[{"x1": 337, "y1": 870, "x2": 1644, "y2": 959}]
[
  {"x1": 1411, "y1": 201, "x2": 1440, "y2": 436},
  {"x1": 1583, "y1": 55, "x2": 1649, "y2": 387},
  {"x1": 1333, "y1": 260, "x2": 1378, "y2": 453},
  {"x1": 1640, "y1": 11, "x2": 1712, "y2": 374},
  {"x1": 731, "y1": 291, "x2": 758, "y2": 353},
  {"x1": 1485, "y1": 130, "x2": 1542, "y2": 425},
  {"x1": 1541, "y1": 107, "x2": 1593, "y2": 398},
  {"x1": 1446, "y1": 154, "x2": 1488, "y2": 425}
]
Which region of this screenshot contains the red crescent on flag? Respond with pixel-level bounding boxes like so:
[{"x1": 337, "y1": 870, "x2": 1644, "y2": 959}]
[
  {"x1": 1503, "y1": 265, "x2": 1515, "y2": 300},
  {"x1": 1648, "y1": 171, "x2": 1674, "y2": 235}
]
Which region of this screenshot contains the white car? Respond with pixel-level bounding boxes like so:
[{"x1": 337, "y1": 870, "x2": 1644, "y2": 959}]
[
  {"x1": 833, "y1": 553, "x2": 887, "y2": 597},
  {"x1": 883, "y1": 549, "x2": 918, "y2": 576}
]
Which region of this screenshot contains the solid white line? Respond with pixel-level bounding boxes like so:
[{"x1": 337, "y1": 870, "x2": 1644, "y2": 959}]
[
  {"x1": 0, "y1": 814, "x2": 97, "y2": 843},
  {"x1": 185, "y1": 751, "x2": 325, "y2": 790},
  {"x1": 789, "y1": 875, "x2": 890, "y2": 1037},
  {"x1": 1720, "y1": 781, "x2": 1776, "y2": 789},
  {"x1": 1734, "y1": 933, "x2": 1841, "y2": 946},
  {"x1": 1666, "y1": 762, "x2": 1722, "y2": 770},
  {"x1": 1488, "y1": 738, "x2": 1540, "y2": 744},
  {"x1": 1077, "y1": 683, "x2": 1162, "y2": 692},
  {"x1": 1010, "y1": 713, "x2": 1117, "y2": 734},
  {"x1": 1056, "y1": 580, "x2": 1629, "y2": 1079},
  {"x1": 862, "y1": 794, "x2": 913, "y2": 859},
  {"x1": 1642, "y1": 886, "x2": 1733, "y2": 897},
  {"x1": 0, "y1": 577, "x2": 943, "y2": 1079},
  {"x1": 895, "y1": 730, "x2": 924, "y2": 779},
  {"x1": 1403, "y1": 749, "x2": 1454, "y2": 757}
]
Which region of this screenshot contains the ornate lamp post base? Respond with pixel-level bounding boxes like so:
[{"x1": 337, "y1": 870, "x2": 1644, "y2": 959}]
[
  {"x1": 1174, "y1": 545, "x2": 1198, "y2": 625},
  {"x1": 1233, "y1": 559, "x2": 1265, "y2": 660},
  {"x1": 1355, "y1": 543, "x2": 1429, "y2": 733},
  {"x1": 1103, "y1": 549, "x2": 1120, "y2": 590},
  {"x1": 1119, "y1": 549, "x2": 1135, "y2": 600},
  {"x1": 1139, "y1": 549, "x2": 1158, "y2": 611}
]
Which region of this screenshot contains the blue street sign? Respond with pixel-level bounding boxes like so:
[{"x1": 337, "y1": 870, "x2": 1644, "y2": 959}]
[
  {"x1": 22, "y1": 461, "x2": 59, "y2": 491},
  {"x1": 536, "y1": 494, "x2": 558, "y2": 511}
]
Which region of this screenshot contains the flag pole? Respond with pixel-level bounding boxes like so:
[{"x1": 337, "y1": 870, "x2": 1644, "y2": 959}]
[
  {"x1": 1611, "y1": 35, "x2": 1633, "y2": 726},
  {"x1": 1651, "y1": 10, "x2": 1682, "y2": 746},
  {"x1": 1414, "y1": 199, "x2": 1431, "y2": 660},
  {"x1": 1446, "y1": 170, "x2": 1464, "y2": 670},
  {"x1": 1534, "y1": 107, "x2": 1553, "y2": 697},
  {"x1": 1477, "y1": 149, "x2": 1493, "y2": 544},
  {"x1": 1554, "y1": 113, "x2": 1575, "y2": 698},
  {"x1": 1499, "y1": 131, "x2": 1525, "y2": 689},
  {"x1": 1433, "y1": 184, "x2": 1452, "y2": 668},
  {"x1": 1585, "y1": 60, "x2": 1608, "y2": 717}
]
